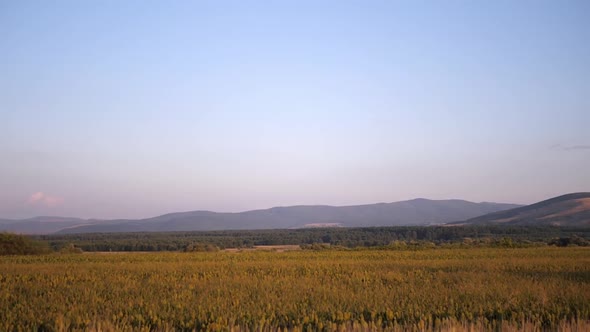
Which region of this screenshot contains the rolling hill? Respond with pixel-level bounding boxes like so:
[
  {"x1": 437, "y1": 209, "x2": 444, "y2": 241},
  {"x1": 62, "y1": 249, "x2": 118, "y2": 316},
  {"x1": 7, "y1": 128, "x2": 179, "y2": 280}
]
[
  {"x1": 454, "y1": 192, "x2": 590, "y2": 226},
  {"x1": 0, "y1": 217, "x2": 88, "y2": 235},
  {"x1": 1, "y1": 198, "x2": 520, "y2": 234}
]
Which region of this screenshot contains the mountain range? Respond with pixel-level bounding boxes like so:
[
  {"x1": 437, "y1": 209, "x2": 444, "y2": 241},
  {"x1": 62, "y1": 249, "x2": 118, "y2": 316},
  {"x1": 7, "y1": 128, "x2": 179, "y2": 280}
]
[
  {"x1": 1, "y1": 198, "x2": 521, "y2": 234},
  {"x1": 2, "y1": 193, "x2": 588, "y2": 234}
]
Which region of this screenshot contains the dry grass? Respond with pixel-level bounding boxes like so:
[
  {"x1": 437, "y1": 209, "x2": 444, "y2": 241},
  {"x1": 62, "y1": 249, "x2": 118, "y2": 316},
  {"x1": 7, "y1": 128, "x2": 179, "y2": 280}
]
[
  {"x1": 224, "y1": 245, "x2": 302, "y2": 252},
  {"x1": 1, "y1": 247, "x2": 588, "y2": 331}
]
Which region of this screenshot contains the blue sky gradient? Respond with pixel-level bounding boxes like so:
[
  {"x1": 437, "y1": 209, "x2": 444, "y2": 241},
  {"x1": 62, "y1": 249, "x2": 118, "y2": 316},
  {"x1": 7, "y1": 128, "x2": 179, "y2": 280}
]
[{"x1": 1, "y1": 1, "x2": 589, "y2": 219}]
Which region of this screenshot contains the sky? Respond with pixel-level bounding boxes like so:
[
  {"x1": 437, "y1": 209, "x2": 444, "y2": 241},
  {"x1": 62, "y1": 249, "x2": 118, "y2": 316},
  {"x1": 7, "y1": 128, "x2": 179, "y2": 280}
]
[{"x1": 1, "y1": 0, "x2": 589, "y2": 219}]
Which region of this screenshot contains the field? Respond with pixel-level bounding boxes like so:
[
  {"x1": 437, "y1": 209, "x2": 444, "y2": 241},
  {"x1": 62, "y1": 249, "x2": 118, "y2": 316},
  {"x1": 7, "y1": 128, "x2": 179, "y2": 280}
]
[{"x1": 1, "y1": 247, "x2": 589, "y2": 331}]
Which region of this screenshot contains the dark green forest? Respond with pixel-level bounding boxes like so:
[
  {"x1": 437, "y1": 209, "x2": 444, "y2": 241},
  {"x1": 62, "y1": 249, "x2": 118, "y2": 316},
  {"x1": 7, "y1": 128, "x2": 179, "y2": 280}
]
[
  {"x1": 0, "y1": 233, "x2": 51, "y2": 255},
  {"x1": 26, "y1": 225, "x2": 590, "y2": 252}
]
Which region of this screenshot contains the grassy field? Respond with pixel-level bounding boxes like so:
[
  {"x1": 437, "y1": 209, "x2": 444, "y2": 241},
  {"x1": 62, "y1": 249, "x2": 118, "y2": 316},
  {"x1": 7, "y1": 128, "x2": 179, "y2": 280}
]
[{"x1": 1, "y1": 247, "x2": 589, "y2": 331}]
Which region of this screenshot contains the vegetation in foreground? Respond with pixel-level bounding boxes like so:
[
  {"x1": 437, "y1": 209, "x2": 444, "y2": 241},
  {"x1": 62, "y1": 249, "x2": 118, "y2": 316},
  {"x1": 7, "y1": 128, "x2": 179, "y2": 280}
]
[{"x1": 0, "y1": 247, "x2": 589, "y2": 331}]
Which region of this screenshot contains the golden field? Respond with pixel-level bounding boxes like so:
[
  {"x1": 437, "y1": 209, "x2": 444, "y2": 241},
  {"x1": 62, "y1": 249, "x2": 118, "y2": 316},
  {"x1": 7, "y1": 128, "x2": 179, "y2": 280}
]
[{"x1": 1, "y1": 247, "x2": 589, "y2": 331}]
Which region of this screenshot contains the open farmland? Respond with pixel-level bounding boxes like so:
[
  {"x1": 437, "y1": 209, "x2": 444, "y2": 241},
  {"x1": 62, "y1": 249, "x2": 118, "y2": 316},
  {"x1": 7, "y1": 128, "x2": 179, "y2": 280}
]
[{"x1": 1, "y1": 247, "x2": 589, "y2": 331}]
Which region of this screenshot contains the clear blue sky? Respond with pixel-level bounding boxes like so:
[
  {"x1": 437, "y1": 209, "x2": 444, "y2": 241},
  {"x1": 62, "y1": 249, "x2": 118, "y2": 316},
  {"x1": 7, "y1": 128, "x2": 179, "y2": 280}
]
[{"x1": 1, "y1": 0, "x2": 589, "y2": 219}]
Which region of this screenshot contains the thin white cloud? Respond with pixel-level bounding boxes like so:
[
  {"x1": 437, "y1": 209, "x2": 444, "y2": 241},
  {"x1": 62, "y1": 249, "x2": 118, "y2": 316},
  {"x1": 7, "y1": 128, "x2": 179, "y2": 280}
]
[
  {"x1": 551, "y1": 144, "x2": 590, "y2": 151},
  {"x1": 26, "y1": 192, "x2": 64, "y2": 208},
  {"x1": 566, "y1": 145, "x2": 590, "y2": 151}
]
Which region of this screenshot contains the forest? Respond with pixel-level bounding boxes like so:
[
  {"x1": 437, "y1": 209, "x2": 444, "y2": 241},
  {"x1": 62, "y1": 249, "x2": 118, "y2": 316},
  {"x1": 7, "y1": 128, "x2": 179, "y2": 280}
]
[{"x1": 32, "y1": 225, "x2": 590, "y2": 252}]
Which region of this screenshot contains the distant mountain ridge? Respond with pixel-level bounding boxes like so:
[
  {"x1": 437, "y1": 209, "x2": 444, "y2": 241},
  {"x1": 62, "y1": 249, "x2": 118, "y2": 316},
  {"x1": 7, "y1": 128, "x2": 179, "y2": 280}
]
[
  {"x1": 0, "y1": 198, "x2": 520, "y2": 234},
  {"x1": 454, "y1": 192, "x2": 590, "y2": 226},
  {"x1": 0, "y1": 216, "x2": 88, "y2": 234}
]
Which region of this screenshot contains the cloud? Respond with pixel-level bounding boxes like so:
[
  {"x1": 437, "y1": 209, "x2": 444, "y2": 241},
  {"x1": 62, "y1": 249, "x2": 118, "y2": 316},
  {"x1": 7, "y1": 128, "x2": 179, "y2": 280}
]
[
  {"x1": 27, "y1": 192, "x2": 64, "y2": 208},
  {"x1": 28, "y1": 192, "x2": 45, "y2": 203},
  {"x1": 566, "y1": 145, "x2": 590, "y2": 151},
  {"x1": 551, "y1": 144, "x2": 590, "y2": 151}
]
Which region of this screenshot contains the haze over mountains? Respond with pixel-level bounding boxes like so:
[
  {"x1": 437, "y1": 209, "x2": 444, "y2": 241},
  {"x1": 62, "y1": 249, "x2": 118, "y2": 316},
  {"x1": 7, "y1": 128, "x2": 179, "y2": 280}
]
[
  {"x1": 1, "y1": 198, "x2": 520, "y2": 234},
  {"x1": 3, "y1": 193, "x2": 589, "y2": 235}
]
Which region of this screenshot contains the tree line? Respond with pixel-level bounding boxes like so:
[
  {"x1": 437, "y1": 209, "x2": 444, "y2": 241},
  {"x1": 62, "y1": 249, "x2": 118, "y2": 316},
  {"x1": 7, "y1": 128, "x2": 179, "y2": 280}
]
[{"x1": 23, "y1": 225, "x2": 590, "y2": 253}]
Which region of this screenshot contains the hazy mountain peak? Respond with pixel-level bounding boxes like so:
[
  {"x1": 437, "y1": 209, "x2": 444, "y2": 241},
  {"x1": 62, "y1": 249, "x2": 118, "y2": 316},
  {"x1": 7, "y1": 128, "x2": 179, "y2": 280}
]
[{"x1": 456, "y1": 192, "x2": 590, "y2": 226}]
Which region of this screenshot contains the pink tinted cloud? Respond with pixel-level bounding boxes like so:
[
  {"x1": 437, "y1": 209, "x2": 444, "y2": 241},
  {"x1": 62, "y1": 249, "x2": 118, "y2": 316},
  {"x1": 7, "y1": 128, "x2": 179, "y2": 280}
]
[{"x1": 27, "y1": 192, "x2": 64, "y2": 208}]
